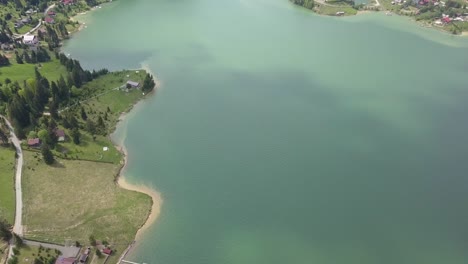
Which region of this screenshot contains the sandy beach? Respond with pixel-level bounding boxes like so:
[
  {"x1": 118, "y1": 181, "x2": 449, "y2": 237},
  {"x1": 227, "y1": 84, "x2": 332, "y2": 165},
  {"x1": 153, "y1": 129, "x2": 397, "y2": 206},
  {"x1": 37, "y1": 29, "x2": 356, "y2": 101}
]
[{"x1": 112, "y1": 98, "x2": 162, "y2": 242}]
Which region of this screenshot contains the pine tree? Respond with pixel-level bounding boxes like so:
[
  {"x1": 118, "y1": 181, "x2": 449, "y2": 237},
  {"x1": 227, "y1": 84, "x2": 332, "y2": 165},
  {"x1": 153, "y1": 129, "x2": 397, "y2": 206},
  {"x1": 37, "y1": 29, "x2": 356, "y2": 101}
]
[
  {"x1": 15, "y1": 52, "x2": 23, "y2": 64},
  {"x1": 86, "y1": 119, "x2": 96, "y2": 135},
  {"x1": 96, "y1": 116, "x2": 105, "y2": 135},
  {"x1": 41, "y1": 144, "x2": 54, "y2": 165},
  {"x1": 80, "y1": 107, "x2": 87, "y2": 120},
  {"x1": 71, "y1": 128, "x2": 80, "y2": 145}
]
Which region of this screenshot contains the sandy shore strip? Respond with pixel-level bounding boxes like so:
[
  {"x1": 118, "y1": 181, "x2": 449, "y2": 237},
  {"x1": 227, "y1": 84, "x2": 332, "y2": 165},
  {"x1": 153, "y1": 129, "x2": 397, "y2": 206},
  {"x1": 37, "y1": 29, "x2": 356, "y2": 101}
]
[{"x1": 117, "y1": 147, "x2": 162, "y2": 240}]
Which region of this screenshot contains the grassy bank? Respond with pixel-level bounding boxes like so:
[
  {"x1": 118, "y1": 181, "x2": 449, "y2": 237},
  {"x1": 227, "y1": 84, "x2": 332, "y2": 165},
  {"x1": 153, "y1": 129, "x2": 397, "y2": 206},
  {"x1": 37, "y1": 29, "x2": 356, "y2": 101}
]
[
  {"x1": 0, "y1": 55, "x2": 68, "y2": 84},
  {"x1": 19, "y1": 69, "x2": 154, "y2": 263},
  {"x1": 22, "y1": 150, "x2": 151, "y2": 261},
  {"x1": 315, "y1": 3, "x2": 358, "y2": 15},
  {"x1": 0, "y1": 146, "x2": 16, "y2": 224},
  {"x1": 51, "y1": 70, "x2": 148, "y2": 164}
]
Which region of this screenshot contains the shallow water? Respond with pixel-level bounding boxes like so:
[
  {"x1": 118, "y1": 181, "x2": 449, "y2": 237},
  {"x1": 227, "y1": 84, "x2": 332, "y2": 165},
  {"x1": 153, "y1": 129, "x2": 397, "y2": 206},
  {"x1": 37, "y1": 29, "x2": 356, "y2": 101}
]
[{"x1": 64, "y1": 1, "x2": 468, "y2": 263}]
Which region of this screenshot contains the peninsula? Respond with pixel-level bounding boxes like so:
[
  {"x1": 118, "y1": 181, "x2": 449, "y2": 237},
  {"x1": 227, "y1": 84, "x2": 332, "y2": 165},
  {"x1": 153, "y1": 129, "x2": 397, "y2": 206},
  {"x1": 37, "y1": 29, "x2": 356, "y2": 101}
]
[
  {"x1": 291, "y1": 0, "x2": 468, "y2": 34},
  {"x1": 0, "y1": 1, "x2": 158, "y2": 264}
]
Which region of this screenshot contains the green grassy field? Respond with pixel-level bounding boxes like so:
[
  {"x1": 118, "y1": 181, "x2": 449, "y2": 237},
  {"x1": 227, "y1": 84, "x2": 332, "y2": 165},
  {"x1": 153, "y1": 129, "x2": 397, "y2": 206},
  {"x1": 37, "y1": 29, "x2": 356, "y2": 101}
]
[
  {"x1": 0, "y1": 58, "x2": 68, "y2": 84},
  {"x1": 315, "y1": 4, "x2": 358, "y2": 15},
  {"x1": 22, "y1": 151, "x2": 151, "y2": 258},
  {"x1": 20, "y1": 245, "x2": 58, "y2": 264},
  {"x1": 55, "y1": 133, "x2": 122, "y2": 164},
  {"x1": 0, "y1": 146, "x2": 16, "y2": 224},
  {"x1": 14, "y1": 245, "x2": 60, "y2": 264},
  {"x1": 53, "y1": 70, "x2": 147, "y2": 164}
]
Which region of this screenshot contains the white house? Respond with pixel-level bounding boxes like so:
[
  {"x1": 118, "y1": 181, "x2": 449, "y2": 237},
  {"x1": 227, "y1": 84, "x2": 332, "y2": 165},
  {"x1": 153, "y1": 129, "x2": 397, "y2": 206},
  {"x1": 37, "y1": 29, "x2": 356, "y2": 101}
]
[{"x1": 23, "y1": 34, "x2": 38, "y2": 45}]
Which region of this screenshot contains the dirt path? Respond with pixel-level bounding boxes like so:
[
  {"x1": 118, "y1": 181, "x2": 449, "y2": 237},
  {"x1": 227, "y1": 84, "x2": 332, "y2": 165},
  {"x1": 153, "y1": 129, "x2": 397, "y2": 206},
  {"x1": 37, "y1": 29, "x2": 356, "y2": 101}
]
[{"x1": 1, "y1": 115, "x2": 24, "y2": 261}]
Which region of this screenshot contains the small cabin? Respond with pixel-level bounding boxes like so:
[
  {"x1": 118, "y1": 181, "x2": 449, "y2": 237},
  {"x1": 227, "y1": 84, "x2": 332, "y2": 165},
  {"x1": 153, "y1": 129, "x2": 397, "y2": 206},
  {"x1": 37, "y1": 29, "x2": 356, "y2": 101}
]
[
  {"x1": 102, "y1": 248, "x2": 112, "y2": 255},
  {"x1": 126, "y1": 80, "x2": 140, "y2": 88},
  {"x1": 27, "y1": 138, "x2": 41, "y2": 148},
  {"x1": 55, "y1": 129, "x2": 66, "y2": 142}
]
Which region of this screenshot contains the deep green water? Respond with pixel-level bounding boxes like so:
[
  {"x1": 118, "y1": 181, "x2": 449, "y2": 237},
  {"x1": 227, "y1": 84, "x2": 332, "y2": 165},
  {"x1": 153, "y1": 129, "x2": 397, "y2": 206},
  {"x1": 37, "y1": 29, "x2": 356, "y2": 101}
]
[{"x1": 63, "y1": 0, "x2": 468, "y2": 263}]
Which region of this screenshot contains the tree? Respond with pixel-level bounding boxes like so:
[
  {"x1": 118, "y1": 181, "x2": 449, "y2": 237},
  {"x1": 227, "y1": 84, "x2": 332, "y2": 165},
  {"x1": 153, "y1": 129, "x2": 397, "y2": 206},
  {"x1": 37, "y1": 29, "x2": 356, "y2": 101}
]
[
  {"x1": 15, "y1": 52, "x2": 23, "y2": 64},
  {"x1": 41, "y1": 144, "x2": 54, "y2": 165},
  {"x1": 47, "y1": 122, "x2": 58, "y2": 148},
  {"x1": 0, "y1": 218, "x2": 12, "y2": 241},
  {"x1": 96, "y1": 116, "x2": 105, "y2": 135},
  {"x1": 95, "y1": 249, "x2": 102, "y2": 258},
  {"x1": 71, "y1": 128, "x2": 80, "y2": 145},
  {"x1": 13, "y1": 233, "x2": 23, "y2": 247},
  {"x1": 89, "y1": 235, "x2": 96, "y2": 246},
  {"x1": 80, "y1": 107, "x2": 87, "y2": 120},
  {"x1": 142, "y1": 73, "x2": 156, "y2": 93},
  {"x1": 86, "y1": 119, "x2": 96, "y2": 135}
]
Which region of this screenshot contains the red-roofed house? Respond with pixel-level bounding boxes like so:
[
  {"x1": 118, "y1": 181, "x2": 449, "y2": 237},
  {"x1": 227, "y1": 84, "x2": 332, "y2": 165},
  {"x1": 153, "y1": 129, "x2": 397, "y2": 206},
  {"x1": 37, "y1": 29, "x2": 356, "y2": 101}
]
[
  {"x1": 102, "y1": 248, "x2": 112, "y2": 255},
  {"x1": 62, "y1": 0, "x2": 75, "y2": 5},
  {"x1": 55, "y1": 257, "x2": 76, "y2": 264},
  {"x1": 47, "y1": 11, "x2": 56, "y2": 16},
  {"x1": 443, "y1": 17, "x2": 451, "y2": 23},
  {"x1": 45, "y1": 17, "x2": 55, "y2": 24},
  {"x1": 27, "y1": 138, "x2": 41, "y2": 148}
]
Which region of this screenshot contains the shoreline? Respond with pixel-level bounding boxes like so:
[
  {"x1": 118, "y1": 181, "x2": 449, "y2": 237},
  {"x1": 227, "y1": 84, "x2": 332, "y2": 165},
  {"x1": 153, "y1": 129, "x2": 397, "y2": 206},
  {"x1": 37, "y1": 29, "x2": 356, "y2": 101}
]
[
  {"x1": 67, "y1": 0, "x2": 163, "y2": 255},
  {"x1": 109, "y1": 81, "x2": 161, "y2": 257}
]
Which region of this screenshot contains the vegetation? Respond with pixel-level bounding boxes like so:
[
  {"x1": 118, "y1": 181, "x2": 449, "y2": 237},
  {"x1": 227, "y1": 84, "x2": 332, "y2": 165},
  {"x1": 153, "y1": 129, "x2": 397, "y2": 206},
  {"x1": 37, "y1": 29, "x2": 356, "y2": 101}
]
[
  {"x1": 291, "y1": 0, "x2": 359, "y2": 16},
  {"x1": 7, "y1": 245, "x2": 60, "y2": 264},
  {"x1": 22, "y1": 151, "x2": 152, "y2": 261},
  {"x1": 0, "y1": 144, "x2": 15, "y2": 224},
  {"x1": 0, "y1": 0, "x2": 157, "y2": 256},
  {"x1": 291, "y1": 0, "x2": 315, "y2": 9}
]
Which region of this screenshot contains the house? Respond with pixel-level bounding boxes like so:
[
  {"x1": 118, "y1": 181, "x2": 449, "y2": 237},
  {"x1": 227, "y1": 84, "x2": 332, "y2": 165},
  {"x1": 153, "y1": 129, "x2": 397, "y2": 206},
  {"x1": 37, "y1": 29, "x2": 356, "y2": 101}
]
[
  {"x1": 27, "y1": 138, "x2": 41, "y2": 148},
  {"x1": 26, "y1": 9, "x2": 33, "y2": 15},
  {"x1": 442, "y1": 17, "x2": 451, "y2": 23},
  {"x1": 62, "y1": 0, "x2": 75, "y2": 5},
  {"x1": 55, "y1": 257, "x2": 77, "y2": 264},
  {"x1": 126, "y1": 80, "x2": 140, "y2": 88},
  {"x1": 336, "y1": 11, "x2": 345, "y2": 16},
  {"x1": 55, "y1": 129, "x2": 66, "y2": 142},
  {"x1": 1, "y1": 44, "x2": 14, "y2": 50},
  {"x1": 102, "y1": 248, "x2": 112, "y2": 255},
  {"x1": 21, "y1": 18, "x2": 31, "y2": 24},
  {"x1": 78, "y1": 254, "x2": 88, "y2": 263},
  {"x1": 47, "y1": 11, "x2": 56, "y2": 16},
  {"x1": 45, "y1": 17, "x2": 55, "y2": 24},
  {"x1": 23, "y1": 34, "x2": 38, "y2": 45}
]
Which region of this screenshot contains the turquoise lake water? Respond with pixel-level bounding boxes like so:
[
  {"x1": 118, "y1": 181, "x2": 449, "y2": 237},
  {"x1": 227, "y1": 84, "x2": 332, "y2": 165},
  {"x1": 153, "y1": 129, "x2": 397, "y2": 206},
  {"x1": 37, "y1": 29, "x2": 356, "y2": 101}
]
[{"x1": 63, "y1": 0, "x2": 468, "y2": 263}]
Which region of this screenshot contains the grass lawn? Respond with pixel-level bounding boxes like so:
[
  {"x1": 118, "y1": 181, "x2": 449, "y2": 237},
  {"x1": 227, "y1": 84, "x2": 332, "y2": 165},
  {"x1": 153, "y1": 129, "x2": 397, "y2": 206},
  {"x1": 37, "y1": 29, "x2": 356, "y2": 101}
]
[
  {"x1": 0, "y1": 58, "x2": 68, "y2": 84},
  {"x1": 55, "y1": 132, "x2": 122, "y2": 164},
  {"x1": 14, "y1": 245, "x2": 61, "y2": 264},
  {"x1": 53, "y1": 70, "x2": 148, "y2": 164},
  {"x1": 0, "y1": 146, "x2": 16, "y2": 224},
  {"x1": 22, "y1": 151, "x2": 151, "y2": 255},
  {"x1": 378, "y1": 0, "x2": 404, "y2": 12},
  {"x1": 315, "y1": 4, "x2": 358, "y2": 15}
]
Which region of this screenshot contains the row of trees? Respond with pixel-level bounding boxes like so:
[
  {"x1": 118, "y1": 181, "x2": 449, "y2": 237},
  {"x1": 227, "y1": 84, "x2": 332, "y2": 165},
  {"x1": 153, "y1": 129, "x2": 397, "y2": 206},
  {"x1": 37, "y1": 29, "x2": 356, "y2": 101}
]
[
  {"x1": 291, "y1": 0, "x2": 315, "y2": 9},
  {"x1": 15, "y1": 47, "x2": 51, "y2": 64}
]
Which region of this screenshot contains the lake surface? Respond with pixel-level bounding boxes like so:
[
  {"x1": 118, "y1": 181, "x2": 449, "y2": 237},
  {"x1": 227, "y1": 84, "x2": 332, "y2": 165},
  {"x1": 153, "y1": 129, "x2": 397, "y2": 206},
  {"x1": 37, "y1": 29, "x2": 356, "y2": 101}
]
[{"x1": 63, "y1": 0, "x2": 468, "y2": 263}]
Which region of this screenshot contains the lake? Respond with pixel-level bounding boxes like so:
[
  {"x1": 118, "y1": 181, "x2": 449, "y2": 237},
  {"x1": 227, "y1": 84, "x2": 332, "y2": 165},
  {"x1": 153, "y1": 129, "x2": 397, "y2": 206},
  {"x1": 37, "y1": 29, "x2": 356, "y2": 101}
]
[{"x1": 63, "y1": 0, "x2": 468, "y2": 263}]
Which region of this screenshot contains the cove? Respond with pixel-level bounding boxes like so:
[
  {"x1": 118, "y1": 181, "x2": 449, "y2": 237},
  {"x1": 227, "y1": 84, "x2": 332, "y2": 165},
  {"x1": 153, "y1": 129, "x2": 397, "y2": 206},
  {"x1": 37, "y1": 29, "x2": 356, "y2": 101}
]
[{"x1": 63, "y1": 0, "x2": 468, "y2": 263}]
